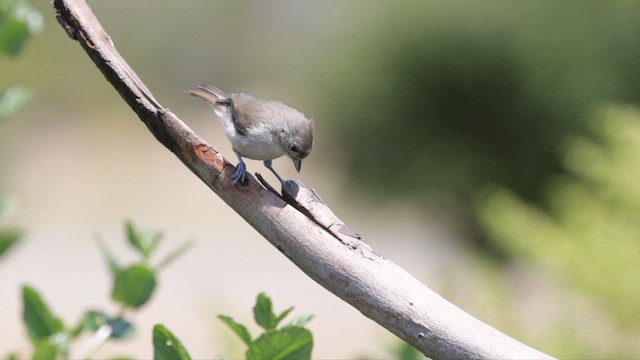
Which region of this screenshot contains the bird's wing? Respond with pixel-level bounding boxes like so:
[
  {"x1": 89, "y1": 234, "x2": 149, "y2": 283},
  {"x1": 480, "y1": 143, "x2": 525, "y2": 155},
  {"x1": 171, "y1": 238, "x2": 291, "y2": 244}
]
[{"x1": 230, "y1": 93, "x2": 266, "y2": 136}]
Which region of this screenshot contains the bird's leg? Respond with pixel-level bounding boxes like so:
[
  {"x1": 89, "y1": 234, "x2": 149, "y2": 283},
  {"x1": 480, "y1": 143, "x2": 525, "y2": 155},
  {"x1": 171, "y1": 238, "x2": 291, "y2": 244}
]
[
  {"x1": 230, "y1": 148, "x2": 247, "y2": 186},
  {"x1": 263, "y1": 160, "x2": 285, "y2": 186}
]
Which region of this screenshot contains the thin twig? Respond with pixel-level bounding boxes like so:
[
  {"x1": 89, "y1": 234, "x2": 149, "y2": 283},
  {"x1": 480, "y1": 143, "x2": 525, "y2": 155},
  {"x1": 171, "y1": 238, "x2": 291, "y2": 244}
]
[{"x1": 75, "y1": 324, "x2": 112, "y2": 360}]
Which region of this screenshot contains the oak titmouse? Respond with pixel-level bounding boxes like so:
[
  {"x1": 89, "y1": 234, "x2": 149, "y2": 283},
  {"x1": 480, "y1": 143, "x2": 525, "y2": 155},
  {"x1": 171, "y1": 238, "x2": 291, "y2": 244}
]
[{"x1": 188, "y1": 85, "x2": 314, "y2": 186}]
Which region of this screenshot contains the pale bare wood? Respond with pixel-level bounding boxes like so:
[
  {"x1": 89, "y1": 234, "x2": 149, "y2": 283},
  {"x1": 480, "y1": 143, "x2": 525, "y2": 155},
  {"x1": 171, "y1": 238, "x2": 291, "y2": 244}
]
[{"x1": 52, "y1": 1, "x2": 554, "y2": 358}]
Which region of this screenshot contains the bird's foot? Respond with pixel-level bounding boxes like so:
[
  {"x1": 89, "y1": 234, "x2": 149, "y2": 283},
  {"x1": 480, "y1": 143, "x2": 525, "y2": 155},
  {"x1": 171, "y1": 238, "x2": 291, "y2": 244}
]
[{"x1": 230, "y1": 161, "x2": 247, "y2": 186}]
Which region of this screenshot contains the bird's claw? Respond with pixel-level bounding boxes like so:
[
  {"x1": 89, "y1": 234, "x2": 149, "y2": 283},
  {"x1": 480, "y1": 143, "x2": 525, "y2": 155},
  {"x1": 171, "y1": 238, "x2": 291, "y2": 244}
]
[{"x1": 230, "y1": 161, "x2": 247, "y2": 186}]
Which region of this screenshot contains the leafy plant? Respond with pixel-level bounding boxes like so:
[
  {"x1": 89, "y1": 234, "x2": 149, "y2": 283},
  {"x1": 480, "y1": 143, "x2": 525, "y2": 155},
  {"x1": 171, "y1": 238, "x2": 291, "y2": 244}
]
[
  {"x1": 22, "y1": 285, "x2": 68, "y2": 359},
  {"x1": 6, "y1": 221, "x2": 191, "y2": 360},
  {"x1": 153, "y1": 293, "x2": 314, "y2": 360},
  {"x1": 221, "y1": 293, "x2": 314, "y2": 360},
  {"x1": 100, "y1": 220, "x2": 193, "y2": 310}
]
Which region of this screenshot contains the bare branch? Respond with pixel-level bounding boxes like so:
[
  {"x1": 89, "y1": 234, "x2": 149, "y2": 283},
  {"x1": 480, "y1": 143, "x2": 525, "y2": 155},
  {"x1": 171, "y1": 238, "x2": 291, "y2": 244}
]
[{"x1": 51, "y1": 1, "x2": 554, "y2": 358}]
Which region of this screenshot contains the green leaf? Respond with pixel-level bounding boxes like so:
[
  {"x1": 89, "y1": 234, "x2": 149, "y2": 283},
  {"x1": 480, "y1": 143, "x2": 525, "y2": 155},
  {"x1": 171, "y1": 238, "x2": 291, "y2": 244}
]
[
  {"x1": 152, "y1": 324, "x2": 192, "y2": 360},
  {"x1": 275, "y1": 306, "x2": 294, "y2": 327},
  {"x1": 125, "y1": 221, "x2": 144, "y2": 254},
  {"x1": 125, "y1": 220, "x2": 163, "y2": 259},
  {"x1": 0, "y1": 19, "x2": 29, "y2": 57},
  {"x1": 98, "y1": 240, "x2": 120, "y2": 275},
  {"x1": 155, "y1": 239, "x2": 193, "y2": 272},
  {"x1": 0, "y1": 87, "x2": 32, "y2": 119},
  {"x1": 0, "y1": 230, "x2": 21, "y2": 258},
  {"x1": 79, "y1": 310, "x2": 109, "y2": 333},
  {"x1": 288, "y1": 314, "x2": 314, "y2": 327},
  {"x1": 70, "y1": 310, "x2": 106, "y2": 337},
  {"x1": 144, "y1": 230, "x2": 162, "y2": 257},
  {"x1": 218, "y1": 315, "x2": 252, "y2": 346},
  {"x1": 72, "y1": 311, "x2": 134, "y2": 339},
  {"x1": 0, "y1": 0, "x2": 43, "y2": 57},
  {"x1": 22, "y1": 285, "x2": 64, "y2": 344},
  {"x1": 112, "y1": 264, "x2": 157, "y2": 309},
  {"x1": 246, "y1": 326, "x2": 313, "y2": 360},
  {"x1": 109, "y1": 317, "x2": 135, "y2": 340},
  {"x1": 32, "y1": 340, "x2": 57, "y2": 360},
  {"x1": 253, "y1": 293, "x2": 277, "y2": 330}
]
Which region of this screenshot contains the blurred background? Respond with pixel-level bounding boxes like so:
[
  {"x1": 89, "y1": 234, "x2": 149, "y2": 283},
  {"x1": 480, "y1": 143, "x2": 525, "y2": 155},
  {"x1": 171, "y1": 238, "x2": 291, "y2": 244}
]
[{"x1": 2, "y1": 0, "x2": 640, "y2": 358}]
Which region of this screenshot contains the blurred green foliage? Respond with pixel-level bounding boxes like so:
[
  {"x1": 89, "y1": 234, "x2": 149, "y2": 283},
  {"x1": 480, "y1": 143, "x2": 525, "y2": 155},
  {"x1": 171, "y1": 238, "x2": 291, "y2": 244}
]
[
  {"x1": 218, "y1": 292, "x2": 314, "y2": 360},
  {"x1": 0, "y1": 0, "x2": 42, "y2": 57},
  {"x1": 478, "y1": 106, "x2": 640, "y2": 342},
  {"x1": 0, "y1": 195, "x2": 20, "y2": 259},
  {"x1": 0, "y1": 85, "x2": 31, "y2": 119},
  {"x1": 319, "y1": 1, "x2": 640, "y2": 204},
  {"x1": 6, "y1": 221, "x2": 190, "y2": 359},
  {"x1": 22, "y1": 285, "x2": 68, "y2": 356},
  {"x1": 154, "y1": 293, "x2": 315, "y2": 360},
  {"x1": 315, "y1": 3, "x2": 640, "y2": 356},
  {"x1": 0, "y1": 0, "x2": 41, "y2": 119},
  {"x1": 152, "y1": 325, "x2": 192, "y2": 360},
  {"x1": 100, "y1": 220, "x2": 193, "y2": 310},
  {"x1": 0, "y1": 0, "x2": 40, "y2": 258},
  {"x1": 7, "y1": 219, "x2": 318, "y2": 360}
]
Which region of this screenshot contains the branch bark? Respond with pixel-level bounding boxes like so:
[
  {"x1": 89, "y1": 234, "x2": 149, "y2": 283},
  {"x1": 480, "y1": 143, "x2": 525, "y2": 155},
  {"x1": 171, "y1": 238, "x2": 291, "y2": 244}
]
[{"x1": 52, "y1": 1, "x2": 554, "y2": 359}]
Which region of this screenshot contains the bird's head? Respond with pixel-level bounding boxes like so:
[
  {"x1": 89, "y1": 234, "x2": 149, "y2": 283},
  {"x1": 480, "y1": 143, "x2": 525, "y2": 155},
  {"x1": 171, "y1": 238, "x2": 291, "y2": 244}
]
[{"x1": 277, "y1": 111, "x2": 314, "y2": 172}]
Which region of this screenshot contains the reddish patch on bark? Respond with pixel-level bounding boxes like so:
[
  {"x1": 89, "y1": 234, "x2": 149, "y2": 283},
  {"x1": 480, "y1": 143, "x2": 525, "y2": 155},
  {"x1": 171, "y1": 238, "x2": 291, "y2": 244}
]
[{"x1": 195, "y1": 144, "x2": 224, "y2": 168}]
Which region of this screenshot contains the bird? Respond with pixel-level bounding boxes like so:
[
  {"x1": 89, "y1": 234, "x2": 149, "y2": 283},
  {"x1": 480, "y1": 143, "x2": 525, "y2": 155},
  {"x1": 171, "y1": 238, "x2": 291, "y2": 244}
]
[{"x1": 188, "y1": 85, "x2": 314, "y2": 186}]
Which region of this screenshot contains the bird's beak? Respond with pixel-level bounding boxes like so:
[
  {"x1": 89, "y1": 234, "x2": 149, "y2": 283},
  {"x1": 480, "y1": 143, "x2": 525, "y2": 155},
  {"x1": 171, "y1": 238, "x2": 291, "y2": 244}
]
[{"x1": 293, "y1": 158, "x2": 302, "y2": 172}]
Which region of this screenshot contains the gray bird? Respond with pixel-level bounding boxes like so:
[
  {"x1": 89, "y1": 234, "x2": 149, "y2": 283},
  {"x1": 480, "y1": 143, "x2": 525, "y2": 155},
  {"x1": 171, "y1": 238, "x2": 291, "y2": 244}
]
[{"x1": 188, "y1": 85, "x2": 314, "y2": 186}]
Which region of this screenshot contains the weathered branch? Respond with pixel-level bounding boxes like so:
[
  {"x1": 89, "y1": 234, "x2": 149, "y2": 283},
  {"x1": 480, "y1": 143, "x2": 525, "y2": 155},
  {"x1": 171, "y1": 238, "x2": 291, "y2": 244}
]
[{"x1": 51, "y1": 1, "x2": 554, "y2": 359}]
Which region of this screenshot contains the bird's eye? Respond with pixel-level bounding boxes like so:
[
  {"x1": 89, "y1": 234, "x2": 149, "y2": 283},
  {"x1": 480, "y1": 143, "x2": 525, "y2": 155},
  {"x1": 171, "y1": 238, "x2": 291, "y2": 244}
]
[{"x1": 290, "y1": 145, "x2": 299, "y2": 153}]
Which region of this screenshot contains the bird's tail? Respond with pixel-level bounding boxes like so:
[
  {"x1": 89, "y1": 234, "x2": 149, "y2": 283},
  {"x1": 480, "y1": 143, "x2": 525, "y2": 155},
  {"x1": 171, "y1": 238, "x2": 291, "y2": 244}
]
[{"x1": 187, "y1": 85, "x2": 231, "y2": 106}]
